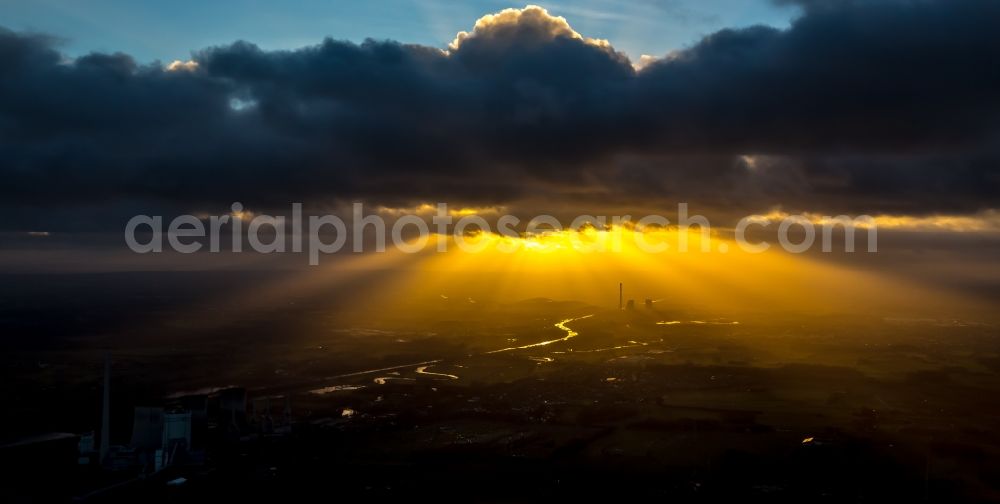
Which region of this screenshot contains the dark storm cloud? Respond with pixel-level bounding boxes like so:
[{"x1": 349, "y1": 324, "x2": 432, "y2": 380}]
[
  {"x1": 1, "y1": 1, "x2": 999, "y2": 230},
  {"x1": 637, "y1": 0, "x2": 1000, "y2": 151}
]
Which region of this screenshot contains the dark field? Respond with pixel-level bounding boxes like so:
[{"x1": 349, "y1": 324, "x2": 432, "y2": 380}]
[{"x1": 2, "y1": 272, "x2": 999, "y2": 502}]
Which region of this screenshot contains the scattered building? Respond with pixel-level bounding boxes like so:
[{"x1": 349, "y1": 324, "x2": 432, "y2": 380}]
[
  {"x1": 162, "y1": 411, "x2": 191, "y2": 450},
  {"x1": 130, "y1": 407, "x2": 165, "y2": 452},
  {"x1": 77, "y1": 432, "x2": 96, "y2": 465}
]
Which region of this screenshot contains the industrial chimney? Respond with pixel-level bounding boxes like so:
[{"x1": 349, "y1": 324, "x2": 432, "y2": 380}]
[{"x1": 100, "y1": 353, "x2": 111, "y2": 464}]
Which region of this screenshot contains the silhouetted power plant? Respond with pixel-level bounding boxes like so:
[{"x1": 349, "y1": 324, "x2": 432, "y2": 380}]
[{"x1": 618, "y1": 284, "x2": 655, "y2": 310}]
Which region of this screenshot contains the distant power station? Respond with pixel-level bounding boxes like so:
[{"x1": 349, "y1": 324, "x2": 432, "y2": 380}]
[{"x1": 618, "y1": 283, "x2": 656, "y2": 310}]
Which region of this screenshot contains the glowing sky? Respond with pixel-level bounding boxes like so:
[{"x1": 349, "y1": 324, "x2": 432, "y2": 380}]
[{"x1": 0, "y1": 1, "x2": 998, "y2": 315}]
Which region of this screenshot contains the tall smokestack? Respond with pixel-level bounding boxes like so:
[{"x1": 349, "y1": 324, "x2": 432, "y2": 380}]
[
  {"x1": 100, "y1": 352, "x2": 111, "y2": 464},
  {"x1": 619, "y1": 283, "x2": 623, "y2": 311}
]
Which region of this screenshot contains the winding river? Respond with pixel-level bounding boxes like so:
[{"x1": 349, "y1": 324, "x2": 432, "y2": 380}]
[
  {"x1": 415, "y1": 365, "x2": 459, "y2": 380},
  {"x1": 484, "y1": 314, "x2": 594, "y2": 354}
]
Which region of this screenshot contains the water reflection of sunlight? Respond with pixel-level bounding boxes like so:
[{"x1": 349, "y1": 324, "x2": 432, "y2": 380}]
[{"x1": 485, "y1": 315, "x2": 593, "y2": 354}]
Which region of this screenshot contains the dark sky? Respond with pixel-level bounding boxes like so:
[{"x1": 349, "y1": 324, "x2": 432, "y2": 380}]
[{"x1": 1, "y1": 0, "x2": 999, "y2": 231}]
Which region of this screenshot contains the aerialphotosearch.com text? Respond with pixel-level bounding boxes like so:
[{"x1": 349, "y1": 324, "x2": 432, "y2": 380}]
[{"x1": 125, "y1": 202, "x2": 878, "y2": 265}]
